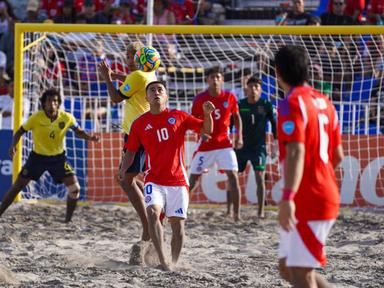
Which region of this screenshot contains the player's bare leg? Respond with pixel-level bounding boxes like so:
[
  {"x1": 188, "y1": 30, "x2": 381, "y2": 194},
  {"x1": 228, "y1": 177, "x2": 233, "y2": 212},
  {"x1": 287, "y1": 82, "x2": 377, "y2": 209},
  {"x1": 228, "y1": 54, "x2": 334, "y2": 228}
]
[
  {"x1": 169, "y1": 217, "x2": 185, "y2": 266},
  {"x1": 225, "y1": 170, "x2": 241, "y2": 221},
  {"x1": 226, "y1": 190, "x2": 232, "y2": 217},
  {"x1": 255, "y1": 170, "x2": 266, "y2": 219},
  {"x1": 225, "y1": 180, "x2": 232, "y2": 217},
  {"x1": 290, "y1": 267, "x2": 318, "y2": 288},
  {"x1": 315, "y1": 274, "x2": 333, "y2": 288},
  {"x1": 188, "y1": 174, "x2": 201, "y2": 195},
  {"x1": 279, "y1": 246, "x2": 332, "y2": 288},
  {"x1": 63, "y1": 175, "x2": 81, "y2": 223},
  {"x1": 147, "y1": 205, "x2": 170, "y2": 271},
  {"x1": 120, "y1": 172, "x2": 150, "y2": 241},
  {"x1": 0, "y1": 176, "x2": 30, "y2": 217},
  {"x1": 278, "y1": 258, "x2": 291, "y2": 282},
  {"x1": 135, "y1": 178, "x2": 144, "y2": 191}
]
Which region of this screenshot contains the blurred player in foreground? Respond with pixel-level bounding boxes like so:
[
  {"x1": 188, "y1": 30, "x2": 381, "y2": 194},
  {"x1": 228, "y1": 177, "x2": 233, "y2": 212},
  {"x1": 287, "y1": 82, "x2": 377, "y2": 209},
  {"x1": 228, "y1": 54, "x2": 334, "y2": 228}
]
[
  {"x1": 0, "y1": 88, "x2": 99, "y2": 223},
  {"x1": 189, "y1": 66, "x2": 243, "y2": 221},
  {"x1": 120, "y1": 81, "x2": 214, "y2": 270},
  {"x1": 275, "y1": 45, "x2": 344, "y2": 287},
  {"x1": 235, "y1": 76, "x2": 278, "y2": 219},
  {"x1": 98, "y1": 41, "x2": 157, "y2": 249}
]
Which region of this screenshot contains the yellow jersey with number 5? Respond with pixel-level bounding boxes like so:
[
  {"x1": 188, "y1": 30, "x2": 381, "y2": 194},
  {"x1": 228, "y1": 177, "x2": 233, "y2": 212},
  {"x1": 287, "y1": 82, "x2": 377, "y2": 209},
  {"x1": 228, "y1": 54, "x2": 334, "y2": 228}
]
[
  {"x1": 22, "y1": 110, "x2": 78, "y2": 156},
  {"x1": 119, "y1": 70, "x2": 157, "y2": 134}
]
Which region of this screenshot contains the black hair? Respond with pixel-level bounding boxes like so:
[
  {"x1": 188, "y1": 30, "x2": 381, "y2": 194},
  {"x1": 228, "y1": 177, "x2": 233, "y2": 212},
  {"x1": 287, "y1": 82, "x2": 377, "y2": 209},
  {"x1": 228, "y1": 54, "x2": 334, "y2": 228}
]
[
  {"x1": 308, "y1": 15, "x2": 321, "y2": 25},
  {"x1": 145, "y1": 80, "x2": 167, "y2": 93},
  {"x1": 206, "y1": 66, "x2": 224, "y2": 78},
  {"x1": 40, "y1": 88, "x2": 61, "y2": 106},
  {"x1": 247, "y1": 76, "x2": 262, "y2": 86},
  {"x1": 274, "y1": 45, "x2": 309, "y2": 86},
  {"x1": 241, "y1": 67, "x2": 252, "y2": 76}
]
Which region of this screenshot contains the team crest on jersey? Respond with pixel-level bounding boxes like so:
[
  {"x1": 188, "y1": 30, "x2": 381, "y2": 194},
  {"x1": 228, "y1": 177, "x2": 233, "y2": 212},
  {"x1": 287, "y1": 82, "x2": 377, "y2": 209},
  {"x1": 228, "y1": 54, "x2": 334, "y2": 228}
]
[
  {"x1": 123, "y1": 84, "x2": 131, "y2": 93},
  {"x1": 223, "y1": 101, "x2": 229, "y2": 108},
  {"x1": 145, "y1": 196, "x2": 151, "y2": 203},
  {"x1": 58, "y1": 122, "x2": 65, "y2": 129},
  {"x1": 282, "y1": 121, "x2": 295, "y2": 135},
  {"x1": 168, "y1": 117, "x2": 176, "y2": 125}
]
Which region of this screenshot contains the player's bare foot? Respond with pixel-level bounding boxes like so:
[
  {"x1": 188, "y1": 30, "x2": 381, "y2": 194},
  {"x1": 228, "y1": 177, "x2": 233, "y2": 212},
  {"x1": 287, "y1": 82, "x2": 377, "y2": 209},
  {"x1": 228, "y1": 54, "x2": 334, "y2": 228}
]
[
  {"x1": 234, "y1": 215, "x2": 242, "y2": 222},
  {"x1": 258, "y1": 212, "x2": 265, "y2": 219},
  {"x1": 160, "y1": 262, "x2": 172, "y2": 271},
  {"x1": 129, "y1": 240, "x2": 150, "y2": 266}
]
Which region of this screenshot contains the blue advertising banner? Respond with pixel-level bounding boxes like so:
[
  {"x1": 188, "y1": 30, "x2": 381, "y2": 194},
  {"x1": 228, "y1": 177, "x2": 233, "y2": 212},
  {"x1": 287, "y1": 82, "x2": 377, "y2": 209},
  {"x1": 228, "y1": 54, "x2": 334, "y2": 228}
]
[{"x1": 0, "y1": 130, "x2": 13, "y2": 201}]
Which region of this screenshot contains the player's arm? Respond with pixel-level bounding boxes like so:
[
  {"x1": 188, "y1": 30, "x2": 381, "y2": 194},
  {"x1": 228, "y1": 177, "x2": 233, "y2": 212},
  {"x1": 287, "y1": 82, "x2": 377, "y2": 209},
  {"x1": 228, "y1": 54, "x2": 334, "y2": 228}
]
[
  {"x1": 233, "y1": 112, "x2": 243, "y2": 149},
  {"x1": 279, "y1": 141, "x2": 305, "y2": 231},
  {"x1": 201, "y1": 101, "x2": 215, "y2": 135},
  {"x1": 268, "y1": 104, "x2": 279, "y2": 158},
  {"x1": 277, "y1": 98, "x2": 305, "y2": 232},
  {"x1": 110, "y1": 72, "x2": 126, "y2": 82},
  {"x1": 268, "y1": 105, "x2": 278, "y2": 140},
  {"x1": 191, "y1": 97, "x2": 209, "y2": 141},
  {"x1": 119, "y1": 123, "x2": 140, "y2": 180},
  {"x1": 119, "y1": 150, "x2": 136, "y2": 180},
  {"x1": 73, "y1": 126, "x2": 99, "y2": 142},
  {"x1": 332, "y1": 108, "x2": 344, "y2": 168},
  {"x1": 333, "y1": 145, "x2": 344, "y2": 168},
  {"x1": 9, "y1": 126, "x2": 27, "y2": 158},
  {"x1": 98, "y1": 60, "x2": 125, "y2": 103}
]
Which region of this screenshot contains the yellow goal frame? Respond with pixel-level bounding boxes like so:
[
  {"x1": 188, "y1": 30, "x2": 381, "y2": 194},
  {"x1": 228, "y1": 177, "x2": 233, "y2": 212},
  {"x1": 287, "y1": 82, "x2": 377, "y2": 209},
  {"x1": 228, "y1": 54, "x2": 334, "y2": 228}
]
[{"x1": 13, "y1": 23, "x2": 384, "y2": 195}]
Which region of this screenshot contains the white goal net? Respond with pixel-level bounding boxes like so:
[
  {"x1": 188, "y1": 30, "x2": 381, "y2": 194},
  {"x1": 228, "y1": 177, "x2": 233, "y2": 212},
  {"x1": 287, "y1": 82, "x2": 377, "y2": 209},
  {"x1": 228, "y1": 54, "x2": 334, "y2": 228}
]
[{"x1": 19, "y1": 27, "x2": 384, "y2": 207}]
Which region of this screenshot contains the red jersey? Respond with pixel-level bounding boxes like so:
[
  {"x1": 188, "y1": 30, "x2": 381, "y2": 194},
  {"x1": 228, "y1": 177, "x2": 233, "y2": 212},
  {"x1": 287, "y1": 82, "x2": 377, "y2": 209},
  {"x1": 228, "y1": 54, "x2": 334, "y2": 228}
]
[
  {"x1": 192, "y1": 90, "x2": 239, "y2": 151},
  {"x1": 368, "y1": 0, "x2": 384, "y2": 23},
  {"x1": 41, "y1": 0, "x2": 64, "y2": 18},
  {"x1": 278, "y1": 86, "x2": 342, "y2": 221},
  {"x1": 328, "y1": 0, "x2": 365, "y2": 22},
  {"x1": 125, "y1": 109, "x2": 203, "y2": 186}
]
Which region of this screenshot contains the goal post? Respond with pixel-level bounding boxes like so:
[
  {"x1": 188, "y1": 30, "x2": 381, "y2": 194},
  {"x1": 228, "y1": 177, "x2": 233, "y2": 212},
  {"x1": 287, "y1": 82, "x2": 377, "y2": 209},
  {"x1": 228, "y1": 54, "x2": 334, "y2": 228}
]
[{"x1": 13, "y1": 24, "x2": 384, "y2": 207}]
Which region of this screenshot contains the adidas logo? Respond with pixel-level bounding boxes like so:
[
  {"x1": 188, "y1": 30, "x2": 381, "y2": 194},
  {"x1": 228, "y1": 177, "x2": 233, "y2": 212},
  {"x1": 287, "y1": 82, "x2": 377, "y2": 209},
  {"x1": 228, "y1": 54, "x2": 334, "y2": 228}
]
[
  {"x1": 144, "y1": 124, "x2": 153, "y2": 131},
  {"x1": 175, "y1": 208, "x2": 183, "y2": 214}
]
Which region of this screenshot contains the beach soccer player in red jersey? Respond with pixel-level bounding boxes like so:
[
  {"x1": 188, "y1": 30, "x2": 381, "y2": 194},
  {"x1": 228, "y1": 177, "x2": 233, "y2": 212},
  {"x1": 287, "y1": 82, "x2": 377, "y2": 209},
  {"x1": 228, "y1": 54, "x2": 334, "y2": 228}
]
[
  {"x1": 275, "y1": 45, "x2": 344, "y2": 287},
  {"x1": 119, "y1": 81, "x2": 215, "y2": 271},
  {"x1": 189, "y1": 66, "x2": 243, "y2": 221}
]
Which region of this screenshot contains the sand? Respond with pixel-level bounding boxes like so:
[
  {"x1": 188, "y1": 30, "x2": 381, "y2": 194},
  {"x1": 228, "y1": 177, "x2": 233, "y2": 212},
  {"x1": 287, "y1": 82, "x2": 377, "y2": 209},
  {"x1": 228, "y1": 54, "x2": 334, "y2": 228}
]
[{"x1": 0, "y1": 202, "x2": 383, "y2": 287}]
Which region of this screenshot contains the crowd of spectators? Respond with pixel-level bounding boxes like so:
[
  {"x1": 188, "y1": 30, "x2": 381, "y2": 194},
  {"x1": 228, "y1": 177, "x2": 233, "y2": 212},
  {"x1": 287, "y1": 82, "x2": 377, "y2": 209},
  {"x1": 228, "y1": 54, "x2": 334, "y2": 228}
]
[
  {"x1": 276, "y1": 0, "x2": 377, "y2": 25},
  {"x1": 0, "y1": 0, "x2": 383, "y2": 133}
]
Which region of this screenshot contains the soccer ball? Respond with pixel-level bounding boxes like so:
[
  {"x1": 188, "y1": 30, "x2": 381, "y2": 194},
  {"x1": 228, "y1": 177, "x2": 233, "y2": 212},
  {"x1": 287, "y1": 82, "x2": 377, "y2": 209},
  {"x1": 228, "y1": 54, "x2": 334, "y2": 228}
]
[{"x1": 134, "y1": 46, "x2": 161, "y2": 72}]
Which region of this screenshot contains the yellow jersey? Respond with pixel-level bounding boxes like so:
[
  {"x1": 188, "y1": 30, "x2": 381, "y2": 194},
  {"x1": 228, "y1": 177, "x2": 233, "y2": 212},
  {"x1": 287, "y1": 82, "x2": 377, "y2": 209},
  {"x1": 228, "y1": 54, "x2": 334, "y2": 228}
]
[
  {"x1": 119, "y1": 70, "x2": 157, "y2": 134},
  {"x1": 22, "y1": 110, "x2": 78, "y2": 156}
]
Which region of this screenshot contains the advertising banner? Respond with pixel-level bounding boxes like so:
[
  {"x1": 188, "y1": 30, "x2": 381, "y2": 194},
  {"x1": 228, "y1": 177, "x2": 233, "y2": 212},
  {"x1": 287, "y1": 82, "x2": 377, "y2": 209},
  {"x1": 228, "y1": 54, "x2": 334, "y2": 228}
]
[
  {"x1": 86, "y1": 133, "x2": 384, "y2": 207},
  {"x1": 0, "y1": 130, "x2": 12, "y2": 201}
]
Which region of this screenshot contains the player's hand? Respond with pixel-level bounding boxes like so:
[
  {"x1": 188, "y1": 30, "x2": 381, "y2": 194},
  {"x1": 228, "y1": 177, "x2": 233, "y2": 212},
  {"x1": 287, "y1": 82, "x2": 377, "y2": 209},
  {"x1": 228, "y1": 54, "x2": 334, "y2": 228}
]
[
  {"x1": 278, "y1": 200, "x2": 296, "y2": 232},
  {"x1": 8, "y1": 146, "x2": 16, "y2": 158},
  {"x1": 98, "y1": 60, "x2": 112, "y2": 81},
  {"x1": 234, "y1": 137, "x2": 243, "y2": 150},
  {"x1": 89, "y1": 134, "x2": 100, "y2": 142},
  {"x1": 201, "y1": 133, "x2": 211, "y2": 142},
  {"x1": 202, "y1": 101, "x2": 215, "y2": 115},
  {"x1": 118, "y1": 165, "x2": 127, "y2": 182}
]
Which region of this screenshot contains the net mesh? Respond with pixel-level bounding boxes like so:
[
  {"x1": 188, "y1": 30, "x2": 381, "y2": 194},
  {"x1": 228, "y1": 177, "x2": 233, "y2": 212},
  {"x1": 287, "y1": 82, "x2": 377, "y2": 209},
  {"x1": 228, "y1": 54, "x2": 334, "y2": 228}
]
[{"x1": 20, "y1": 31, "x2": 384, "y2": 206}]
